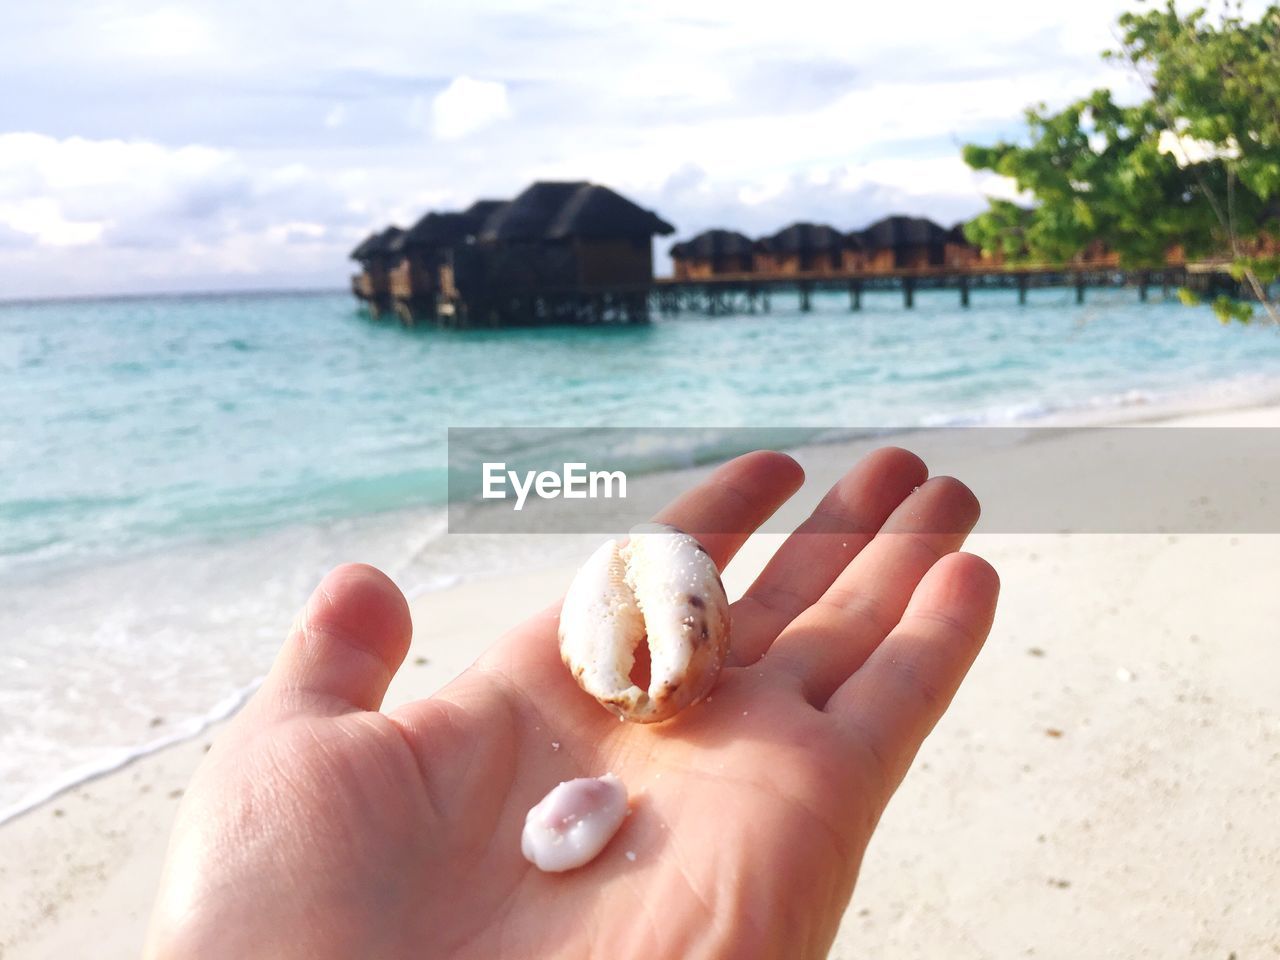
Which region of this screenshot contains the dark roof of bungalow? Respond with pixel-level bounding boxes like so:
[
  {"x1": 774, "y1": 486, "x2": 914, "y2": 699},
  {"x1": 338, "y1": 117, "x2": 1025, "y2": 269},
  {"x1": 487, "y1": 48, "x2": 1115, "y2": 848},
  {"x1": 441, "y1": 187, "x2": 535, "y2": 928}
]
[
  {"x1": 480, "y1": 181, "x2": 675, "y2": 242},
  {"x1": 550, "y1": 184, "x2": 675, "y2": 239},
  {"x1": 464, "y1": 199, "x2": 508, "y2": 228},
  {"x1": 948, "y1": 221, "x2": 971, "y2": 243},
  {"x1": 670, "y1": 229, "x2": 755, "y2": 259},
  {"x1": 757, "y1": 222, "x2": 848, "y2": 253},
  {"x1": 391, "y1": 200, "x2": 515, "y2": 253},
  {"x1": 479, "y1": 182, "x2": 583, "y2": 241},
  {"x1": 859, "y1": 215, "x2": 949, "y2": 249},
  {"x1": 349, "y1": 226, "x2": 405, "y2": 261},
  {"x1": 397, "y1": 211, "x2": 477, "y2": 250},
  {"x1": 350, "y1": 231, "x2": 380, "y2": 260}
]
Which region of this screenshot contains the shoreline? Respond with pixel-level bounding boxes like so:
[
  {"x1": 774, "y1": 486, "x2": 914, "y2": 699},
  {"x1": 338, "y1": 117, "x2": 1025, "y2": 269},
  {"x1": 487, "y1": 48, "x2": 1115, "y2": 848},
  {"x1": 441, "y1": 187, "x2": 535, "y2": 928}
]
[
  {"x1": 10, "y1": 363, "x2": 1280, "y2": 582},
  {"x1": 3, "y1": 392, "x2": 1279, "y2": 956},
  {"x1": 5, "y1": 373, "x2": 1280, "y2": 828}
]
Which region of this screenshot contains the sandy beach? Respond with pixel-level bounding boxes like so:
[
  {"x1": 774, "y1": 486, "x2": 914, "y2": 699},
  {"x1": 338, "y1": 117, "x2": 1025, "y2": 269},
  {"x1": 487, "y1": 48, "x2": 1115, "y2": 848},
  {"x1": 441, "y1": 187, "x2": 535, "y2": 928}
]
[{"x1": 3, "y1": 402, "x2": 1278, "y2": 959}]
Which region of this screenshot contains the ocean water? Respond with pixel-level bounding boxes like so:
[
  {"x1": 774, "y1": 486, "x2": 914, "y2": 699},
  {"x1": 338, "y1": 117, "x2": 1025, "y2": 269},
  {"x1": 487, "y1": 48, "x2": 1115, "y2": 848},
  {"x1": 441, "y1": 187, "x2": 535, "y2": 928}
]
[{"x1": 3, "y1": 285, "x2": 1280, "y2": 820}]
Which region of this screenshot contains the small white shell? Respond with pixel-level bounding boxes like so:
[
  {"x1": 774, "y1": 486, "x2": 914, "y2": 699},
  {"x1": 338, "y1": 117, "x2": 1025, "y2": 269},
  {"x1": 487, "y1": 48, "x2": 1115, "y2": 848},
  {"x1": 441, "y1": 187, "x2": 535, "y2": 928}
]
[
  {"x1": 559, "y1": 523, "x2": 730, "y2": 722},
  {"x1": 521, "y1": 774, "x2": 629, "y2": 873}
]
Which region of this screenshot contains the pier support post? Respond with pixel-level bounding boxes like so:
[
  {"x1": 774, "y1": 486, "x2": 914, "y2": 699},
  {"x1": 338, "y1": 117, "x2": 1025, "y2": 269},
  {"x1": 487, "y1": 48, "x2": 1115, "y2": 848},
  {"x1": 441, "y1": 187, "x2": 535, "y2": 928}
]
[
  {"x1": 849, "y1": 281, "x2": 862, "y2": 311},
  {"x1": 799, "y1": 283, "x2": 812, "y2": 312},
  {"x1": 1139, "y1": 271, "x2": 1150, "y2": 302},
  {"x1": 959, "y1": 276, "x2": 970, "y2": 308},
  {"x1": 1075, "y1": 274, "x2": 1085, "y2": 304},
  {"x1": 1017, "y1": 274, "x2": 1028, "y2": 305},
  {"x1": 903, "y1": 277, "x2": 915, "y2": 309}
]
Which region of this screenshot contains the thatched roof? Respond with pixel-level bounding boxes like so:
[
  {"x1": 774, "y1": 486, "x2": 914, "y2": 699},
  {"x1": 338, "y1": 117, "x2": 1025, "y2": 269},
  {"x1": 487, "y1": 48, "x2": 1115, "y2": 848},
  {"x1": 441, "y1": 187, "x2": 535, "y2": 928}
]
[
  {"x1": 757, "y1": 222, "x2": 848, "y2": 254},
  {"x1": 948, "y1": 221, "x2": 971, "y2": 244},
  {"x1": 349, "y1": 226, "x2": 405, "y2": 262},
  {"x1": 464, "y1": 199, "x2": 508, "y2": 230},
  {"x1": 397, "y1": 212, "x2": 477, "y2": 251},
  {"x1": 350, "y1": 231, "x2": 380, "y2": 261},
  {"x1": 670, "y1": 229, "x2": 754, "y2": 259},
  {"x1": 480, "y1": 181, "x2": 674, "y2": 242},
  {"x1": 480, "y1": 183, "x2": 583, "y2": 241},
  {"x1": 858, "y1": 215, "x2": 949, "y2": 249},
  {"x1": 390, "y1": 200, "x2": 514, "y2": 253},
  {"x1": 550, "y1": 184, "x2": 674, "y2": 239}
]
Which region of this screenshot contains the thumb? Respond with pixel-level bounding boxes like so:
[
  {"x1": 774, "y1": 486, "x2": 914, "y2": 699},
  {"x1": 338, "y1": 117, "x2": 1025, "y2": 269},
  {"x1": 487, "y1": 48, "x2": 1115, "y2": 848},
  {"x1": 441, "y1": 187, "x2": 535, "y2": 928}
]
[{"x1": 257, "y1": 563, "x2": 413, "y2": 718}]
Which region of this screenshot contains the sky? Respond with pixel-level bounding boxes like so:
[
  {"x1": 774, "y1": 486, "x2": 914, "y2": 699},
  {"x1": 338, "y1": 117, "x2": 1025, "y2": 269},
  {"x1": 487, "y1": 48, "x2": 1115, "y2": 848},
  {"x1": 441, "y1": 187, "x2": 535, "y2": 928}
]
[{"x1": 0, "y1": 0, "x2": 1164, "y2": 298}]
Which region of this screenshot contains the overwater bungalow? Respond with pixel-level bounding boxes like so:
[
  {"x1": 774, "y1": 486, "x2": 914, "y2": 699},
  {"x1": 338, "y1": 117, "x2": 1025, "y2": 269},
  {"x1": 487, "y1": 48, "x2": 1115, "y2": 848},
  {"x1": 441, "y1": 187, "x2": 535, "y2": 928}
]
[
  {"x1": 442, "y1": 181, "x2": 674, "y2": 325},
  {"x1": 1075, "y1": 239, "x2": 1122, "y2": 267},
  {"x1": 478, "y1": 181, "x2": 673, "y2": 287},
  {"x1": 944, "y1": 222, "x2": 985, "y2": 268},
  {"x1": 387, "y1": 210, "x2": 487, "y2": 320},
  {"x1": 349, "y1": 225, "x2": 405, "y2": 309},
  {"x1": 754, "y1": 222, "x2": 846, "y2": 275},
  {"x1": 841, "y1": 231, "x2": 868, "y2": 272},
  {"x1": 857, "y1": 215, "x2": 951, "y2": 271},
  {"x1": 669, "y1": 229, "x2": 755, "y2": 279}
]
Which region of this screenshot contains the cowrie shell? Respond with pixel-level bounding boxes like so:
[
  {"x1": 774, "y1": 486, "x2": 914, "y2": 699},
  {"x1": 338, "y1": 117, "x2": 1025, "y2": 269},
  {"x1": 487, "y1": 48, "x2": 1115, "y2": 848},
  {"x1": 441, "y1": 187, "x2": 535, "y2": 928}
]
[
  {"x1": 521, "y1": 774, "x2": 628, "y2": 873},
  {"x1": 559, "y1": 523, "x2": 730, "y2": 723}
]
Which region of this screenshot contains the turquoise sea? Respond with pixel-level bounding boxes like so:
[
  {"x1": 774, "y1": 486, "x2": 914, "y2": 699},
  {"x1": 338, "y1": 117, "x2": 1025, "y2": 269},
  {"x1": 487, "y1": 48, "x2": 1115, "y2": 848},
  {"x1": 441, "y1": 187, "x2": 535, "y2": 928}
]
[{"x1": 3, "y1": 285, "x2": 1280, "y2": 820}]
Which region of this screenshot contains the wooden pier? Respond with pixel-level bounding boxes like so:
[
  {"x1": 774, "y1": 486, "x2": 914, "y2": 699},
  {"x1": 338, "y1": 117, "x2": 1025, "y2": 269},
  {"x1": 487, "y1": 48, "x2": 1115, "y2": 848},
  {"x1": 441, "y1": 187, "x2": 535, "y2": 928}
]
[
  {"x1": 648, "y1": 263, "x2": 1196, "y2": 316},
  {"x1": 351, "y1": 182, "x2": 1263, "y2": 329},
  {"x1": 358, "y1": 262, "x2": 1251, "y2": 327}
]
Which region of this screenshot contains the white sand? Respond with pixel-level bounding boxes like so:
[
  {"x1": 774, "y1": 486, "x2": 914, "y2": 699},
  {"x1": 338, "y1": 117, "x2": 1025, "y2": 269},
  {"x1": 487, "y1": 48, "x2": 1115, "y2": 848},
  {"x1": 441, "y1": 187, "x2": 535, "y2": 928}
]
[{"x1": 2, "y1": 404, "x2": 1278, "y2": 958}]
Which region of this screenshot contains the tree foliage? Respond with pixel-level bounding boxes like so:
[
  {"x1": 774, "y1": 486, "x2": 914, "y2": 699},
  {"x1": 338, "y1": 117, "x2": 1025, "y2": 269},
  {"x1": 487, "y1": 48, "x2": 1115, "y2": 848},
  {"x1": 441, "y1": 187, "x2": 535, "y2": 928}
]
[{"x1": 963, "y1": 1, "x2": 1280, "y2": 323}]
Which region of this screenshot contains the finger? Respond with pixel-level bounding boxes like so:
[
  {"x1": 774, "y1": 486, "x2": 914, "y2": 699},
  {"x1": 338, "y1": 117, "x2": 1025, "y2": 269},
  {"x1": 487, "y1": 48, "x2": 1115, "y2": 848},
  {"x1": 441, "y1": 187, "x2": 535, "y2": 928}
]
[
  {"x1": 727, "y1": 447, "x2": 927, "y2": 667},
  {"x1": 258, "y1": 563, "x2": 413, "y2": 718},
  {"x1": 652, "y1": 449, "x2": 805, "y2": 571},
  {"x1": 826, "y1": 553, "x2": 999, "y2": 802},
  {"x1": 766, "y1": 476, "x2": 980, "y2": 706}
]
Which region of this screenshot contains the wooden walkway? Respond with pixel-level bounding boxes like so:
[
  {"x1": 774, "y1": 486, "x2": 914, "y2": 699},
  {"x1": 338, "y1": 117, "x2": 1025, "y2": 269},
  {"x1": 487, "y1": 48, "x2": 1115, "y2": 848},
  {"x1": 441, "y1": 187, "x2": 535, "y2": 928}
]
[
  {"x1": 651, "y1": 264, "x2": 1195, "y2": 315},
  {"x1": 361, "y1": 263, "x2": 1244, "y2": 327}
]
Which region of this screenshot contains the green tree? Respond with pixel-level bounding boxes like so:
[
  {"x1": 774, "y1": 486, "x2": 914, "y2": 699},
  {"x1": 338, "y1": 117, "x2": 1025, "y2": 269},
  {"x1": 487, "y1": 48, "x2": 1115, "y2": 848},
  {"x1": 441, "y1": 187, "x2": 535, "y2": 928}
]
[{"x1": 963, "y1": 1, "x2": 1280, "y2": 323}]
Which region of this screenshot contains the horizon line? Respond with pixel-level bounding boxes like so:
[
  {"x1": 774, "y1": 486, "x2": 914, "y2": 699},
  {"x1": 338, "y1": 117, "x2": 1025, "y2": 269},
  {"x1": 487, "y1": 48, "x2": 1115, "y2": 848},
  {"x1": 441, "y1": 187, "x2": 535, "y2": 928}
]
[{"x1": 0, "y1": 285, "x2": 354, "y2": 308}]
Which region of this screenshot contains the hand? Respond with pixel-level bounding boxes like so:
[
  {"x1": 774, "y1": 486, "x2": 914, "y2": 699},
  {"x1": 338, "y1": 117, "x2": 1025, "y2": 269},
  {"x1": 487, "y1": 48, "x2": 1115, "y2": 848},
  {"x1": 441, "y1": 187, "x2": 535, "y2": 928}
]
[{"x1": 146, "y1": 448, "x2": 998, "y2": 960}]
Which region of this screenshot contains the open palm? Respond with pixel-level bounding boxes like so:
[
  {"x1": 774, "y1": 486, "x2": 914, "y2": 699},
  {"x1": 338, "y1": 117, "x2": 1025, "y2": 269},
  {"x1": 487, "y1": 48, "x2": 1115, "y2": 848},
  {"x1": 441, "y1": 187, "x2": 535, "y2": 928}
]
[{"x1": 147, "y1": 449, "x2": 998, "y2": 960}]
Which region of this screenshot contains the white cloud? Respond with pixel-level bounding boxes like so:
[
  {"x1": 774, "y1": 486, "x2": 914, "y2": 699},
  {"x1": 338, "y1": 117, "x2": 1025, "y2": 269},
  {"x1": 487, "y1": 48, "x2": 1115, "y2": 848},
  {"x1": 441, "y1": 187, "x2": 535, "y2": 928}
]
[
  {"x1": 576, "y1": 69, "x2": 1100, "y2": 192},
  {"x1": 0, "y1": 134, "x2": 246, "y2": 246},
  {"x1": 265, "y1": 221, "x2": 329, "y2": 243},
  {"x1": 0, "y1": 220, "x2": 39, "y2": 248},
  {"x1": 0, "y1": 196, "x2": 103, "y2": 246},
  {"x1": 324, "y1": 105, "x2": 347, "y2": 129},
  {"x1": 430, "y1": 76, "x2": 512, "y2": 141},
  {"x1": 3, "y1": 0, "x2": 1232, "y2": 295},
  {"x1": 99, "y1": 6, "x2": 219, "y2": 60},
  {"x1": 0, "y1": 133, "x2": 387, "y2": 296}
]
